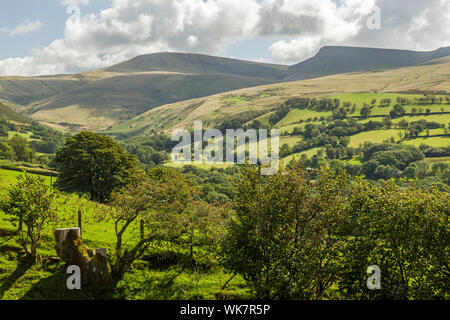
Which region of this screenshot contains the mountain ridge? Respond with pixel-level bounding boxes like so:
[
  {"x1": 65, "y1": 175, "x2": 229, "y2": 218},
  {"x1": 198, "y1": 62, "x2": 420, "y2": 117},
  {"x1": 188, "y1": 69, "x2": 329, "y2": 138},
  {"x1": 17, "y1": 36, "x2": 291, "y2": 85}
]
[
  {"x1": 285, "y1": 46, "x2": 450, "y2": 80},
  {"x1": 0, "y1": 46, "x2": 449, "y2": 132}
]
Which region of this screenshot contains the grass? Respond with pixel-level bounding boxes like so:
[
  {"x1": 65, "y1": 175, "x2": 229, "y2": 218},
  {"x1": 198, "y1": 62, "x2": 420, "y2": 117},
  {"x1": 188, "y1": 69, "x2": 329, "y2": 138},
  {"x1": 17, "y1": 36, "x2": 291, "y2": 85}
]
[
  {"x1": 403, "y1": 136, "x2": 450, "y2": 148},
  {"x1": 277, "y1": 109, "x2": 330, "y2": 126},
  {"x1": 104, "y1": 57, "x2": 450, "y2": 137},
  {"x1": 282, "y1": 148, "x2": 322, "y2": 164},
  {"x1": 348, "y1": 129, "x2": 401, "y2": 147},
  {"x1": 0, "y1": 168, "x2": 247, "y2": 300},
  {"x1": 280, "y1": 135, "x2": 302, "y2": 147},
  {"x1": 7, "y1": 131, "x2": 39, "y2": 141}
]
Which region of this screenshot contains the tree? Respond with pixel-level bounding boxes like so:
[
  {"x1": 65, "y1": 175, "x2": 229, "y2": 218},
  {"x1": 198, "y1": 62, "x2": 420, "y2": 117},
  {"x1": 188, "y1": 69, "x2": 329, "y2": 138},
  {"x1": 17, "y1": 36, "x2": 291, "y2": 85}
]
[
  {"x1": 382, "y1": 117, "x2": 392, "y2": 129},
  {"x1": 0, "y1": 174, "x2": 58, "y2": 263},
  {"x1": 0, "y1": 142, "x2": 13, "y2": 160},
  {"x1": 110, "y1": 167, "x2": 195, "y2": 275},
  {"x1": 9, "y1": 134, "x2": 34, "y2": 162},
  {"x1": 220, "y1": 165, "x2": 349, "y2": 299},
  {"x1": 280, "y1": 143, "x2": 292, "y2": 157},
  {"x1": 360, "y1": 106, "x2": 372, "y2": 118},
  {"x1": 0, "y1": 124, "x2": 8, "y2": 137},
  {"x1": 54, "y1": 132, "x2": 140, "y2": 202},
  {"x1": 340, "y1": 180, "x2": 449, "y2": 299}
]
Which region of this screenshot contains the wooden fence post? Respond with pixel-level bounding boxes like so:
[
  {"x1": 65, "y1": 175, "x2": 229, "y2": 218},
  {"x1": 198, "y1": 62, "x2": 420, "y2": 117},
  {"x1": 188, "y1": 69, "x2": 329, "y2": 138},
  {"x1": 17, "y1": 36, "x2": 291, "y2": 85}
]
[{"x1": 78, "y1": 210, "x2": 82, "y2": 238}]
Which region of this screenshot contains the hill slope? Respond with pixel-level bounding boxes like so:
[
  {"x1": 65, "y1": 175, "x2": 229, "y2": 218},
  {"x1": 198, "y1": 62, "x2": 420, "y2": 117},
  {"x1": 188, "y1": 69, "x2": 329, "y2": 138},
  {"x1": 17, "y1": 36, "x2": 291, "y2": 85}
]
[
  {"x1": 285, "y1": 46, "x2": 450, "y2": 81},
  {"x1": 0, "y1": 100, "x2": 29, "y2": 123},
  {"x1": 0, "y1": 54, "x2": 291, "y2": 132},
  {"x1": 104, "y1": 56, "x2": 450, "y2": 138},
  {"x1": 1, "y1": 47, "x2": 450, "y2": 132},
  {"x1": 105, "y1": 52, "x2": 288, "y2": 79}
]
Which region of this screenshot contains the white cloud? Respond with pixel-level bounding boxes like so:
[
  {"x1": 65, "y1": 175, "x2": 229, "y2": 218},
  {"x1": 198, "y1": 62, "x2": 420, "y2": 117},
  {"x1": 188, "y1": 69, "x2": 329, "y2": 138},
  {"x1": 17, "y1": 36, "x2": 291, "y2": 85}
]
[
  {"x1": 60, "y1": 0, "x2": 90, "y2": 5},
  {"x1": 0, "y1": 0, "x2": 448, "y2": 75},
  {"x1": 264, "y1": 0, "x2": 377, "y2": 63},
  {"x1": 1, "y1": 20, "x2": 44, "y2": 37}
]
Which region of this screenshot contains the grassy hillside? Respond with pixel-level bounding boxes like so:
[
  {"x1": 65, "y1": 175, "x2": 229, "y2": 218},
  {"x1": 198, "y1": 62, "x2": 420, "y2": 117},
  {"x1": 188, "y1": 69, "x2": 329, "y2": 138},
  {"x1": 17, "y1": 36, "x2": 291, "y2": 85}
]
[
  {"x1": 0, "y1": 168, "x2": 247, "y2": 300},
  {"x1": 104, "y1": 56, "x2": 450, "y2": 138},
  {"x1": 27, "y1": 73, "x2": 277, "y2": 132},
  {"x1": 0, "y1": 54, "x2": 291, "y2": 133},
  {"x1": 1, "y1": 47, "x2": 449, "y2": 133},
  {"x1": 0, "y1": 101, "x2": 29, "y2": 123}
]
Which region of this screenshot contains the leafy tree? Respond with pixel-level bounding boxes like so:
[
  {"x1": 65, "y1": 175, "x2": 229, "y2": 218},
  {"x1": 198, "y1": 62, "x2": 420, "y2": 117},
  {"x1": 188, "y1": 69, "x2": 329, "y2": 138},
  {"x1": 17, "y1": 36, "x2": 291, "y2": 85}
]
[
  {"x1": 360, "y1": 106, "x2": 372, "y2": 118},
  {"x1": 9, "y1": 134, "x2": 34, "y2": 162},
  {"x1": 280, "y1": 143, "x2": 292, "y2": 157},
  {"x1": 110, "y1": 167, "x2": 194, "y2": 275},
  {"x1": 0, "y1": 142, "x2": 13, "y2": 160},
  {"x1": 54, "y1": 132, "x2": 140, "y2": 202},
  {"x1": 0, "y1": 124, "x2": 8, "y2": 137},
  {"x1": 220, "y1": 165, "x2": 349, "y2": 299},
  {"x1": 0, "y1": 175, "x2": 58, "y2": 263},
  {"x1": 340, "y1": 179, "x2": 449, "y2": 299}
]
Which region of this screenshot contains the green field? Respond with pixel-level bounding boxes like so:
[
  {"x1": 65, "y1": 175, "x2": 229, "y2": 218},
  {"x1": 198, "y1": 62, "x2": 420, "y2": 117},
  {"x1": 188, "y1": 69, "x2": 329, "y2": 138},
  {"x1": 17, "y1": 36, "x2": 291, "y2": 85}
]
[
  {"x1": 0, "y1": 168, "x2": 247, "y2": 300},
  {"x1": 151, "y1": 91, "x2": 450, "y2": 171},
  {"x1": 277, "y1": 109, "x2": 330, "y2": 126},
  {"x1": 403, "y1": 136, "x2": 450, "y2": 148},
  {"x1": 348, "y1": 129, "x2": 401, "y2": 147}
]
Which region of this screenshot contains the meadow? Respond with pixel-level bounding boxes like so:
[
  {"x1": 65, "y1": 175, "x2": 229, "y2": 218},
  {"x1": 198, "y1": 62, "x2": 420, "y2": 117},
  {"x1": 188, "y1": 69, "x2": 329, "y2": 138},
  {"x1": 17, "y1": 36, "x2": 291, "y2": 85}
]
[
  {"x1": 155, "y1": 92, "x2": 449, "y2": 169},
  {"x1": 0, "y1": 168, "x2": 247, "y2": 300}
]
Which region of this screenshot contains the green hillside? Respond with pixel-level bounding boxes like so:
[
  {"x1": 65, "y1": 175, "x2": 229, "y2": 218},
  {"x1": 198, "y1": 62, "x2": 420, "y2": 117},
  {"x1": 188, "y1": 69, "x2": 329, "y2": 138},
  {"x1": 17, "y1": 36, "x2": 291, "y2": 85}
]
[
  {"x1": 0, "y1": 101, "x2": 28, "y2": 123},
  {"x1": 27, "y1": 73, "x2": 277, "y2": 132},
  {"x1": 104, "y1": 56, "x2": 450, "y2": 138},
  {"x1": 1, "y1": 46, "x2": 449, "y2": 133}
]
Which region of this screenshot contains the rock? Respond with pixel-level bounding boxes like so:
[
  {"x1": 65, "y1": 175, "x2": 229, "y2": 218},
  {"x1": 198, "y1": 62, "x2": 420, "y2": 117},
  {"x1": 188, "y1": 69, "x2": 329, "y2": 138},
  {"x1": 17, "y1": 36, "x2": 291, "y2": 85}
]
[{"x1": 54, "y1": 227, "x2": 112, "y2": 288}]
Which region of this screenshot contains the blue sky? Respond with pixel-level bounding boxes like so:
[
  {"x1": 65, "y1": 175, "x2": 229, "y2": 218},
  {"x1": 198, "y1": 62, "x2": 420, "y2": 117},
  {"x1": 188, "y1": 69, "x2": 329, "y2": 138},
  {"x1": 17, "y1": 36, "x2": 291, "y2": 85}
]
[
  {"x1": 0, "y1": 0, "x2": 109, "y2": 59},
  {"x1": 0, "y1": 0, "x2": 282, "y2": 63},
  {"x1": 0, "y1": 0, "x2": 449, "y2": 76}
]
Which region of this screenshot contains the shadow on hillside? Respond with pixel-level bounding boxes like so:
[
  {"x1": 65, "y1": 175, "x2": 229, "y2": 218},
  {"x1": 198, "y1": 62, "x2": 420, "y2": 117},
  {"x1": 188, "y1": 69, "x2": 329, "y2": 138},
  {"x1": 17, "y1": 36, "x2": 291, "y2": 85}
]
[
  {"x1": 0, "y1": 260, "x2": 32, "y2": 299},
  {"x1": 20, "y1": 271, "x2": 93, "y2": 300}
]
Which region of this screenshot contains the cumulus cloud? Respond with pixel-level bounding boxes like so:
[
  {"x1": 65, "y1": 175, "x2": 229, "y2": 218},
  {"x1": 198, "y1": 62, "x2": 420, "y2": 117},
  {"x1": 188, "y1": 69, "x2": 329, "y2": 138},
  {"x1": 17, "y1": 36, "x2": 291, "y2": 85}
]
[
  {"x1": 348, "y1": 0, "x2": 450, "y2": 52},
  {"x1": 1, "y1": 20, "x2": 44, "y2": 37},
  {"x1": 60, "y1": 0, "x2": 90, "y2": 5},
  {"x1": 0, "y1": 0, "x2": 448, "y2": 76},
  {"x1": 266, "y1": 0, "x2": 377, "y2": 63}
]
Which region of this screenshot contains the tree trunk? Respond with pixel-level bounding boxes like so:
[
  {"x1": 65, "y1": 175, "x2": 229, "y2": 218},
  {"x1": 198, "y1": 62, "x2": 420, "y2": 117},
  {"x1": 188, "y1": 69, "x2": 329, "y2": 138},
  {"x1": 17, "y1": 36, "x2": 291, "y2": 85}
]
[{"x1": 54, "y1": 227, "x2": 112, "y2": 288}]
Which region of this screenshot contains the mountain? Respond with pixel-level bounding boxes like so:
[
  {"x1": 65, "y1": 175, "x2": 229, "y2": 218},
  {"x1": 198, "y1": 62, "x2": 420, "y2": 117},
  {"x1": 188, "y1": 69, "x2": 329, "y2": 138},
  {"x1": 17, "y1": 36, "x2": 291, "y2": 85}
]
[
  {"x1": 105, "y1": 52, "x2": 288, "y2": 79},
  {"x1": 0, "y1": 54, "x2": 290, "y2": 132},
  {"x1": 285, "y1": 46, "x2": 450, "y2": 81},
  {"x1": 0, "y1": 47, "x2": 449, "y2": 132},
  {"x1": 103, "y1": 55, "x2": 450, "y2": 139}
]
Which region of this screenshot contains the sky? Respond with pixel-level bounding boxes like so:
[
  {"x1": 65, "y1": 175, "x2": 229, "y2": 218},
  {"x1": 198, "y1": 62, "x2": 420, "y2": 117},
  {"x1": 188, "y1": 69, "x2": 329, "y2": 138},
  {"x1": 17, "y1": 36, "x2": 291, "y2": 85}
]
[{"x1": 0, "y1": 0, "x2": 449, "y2": 76}]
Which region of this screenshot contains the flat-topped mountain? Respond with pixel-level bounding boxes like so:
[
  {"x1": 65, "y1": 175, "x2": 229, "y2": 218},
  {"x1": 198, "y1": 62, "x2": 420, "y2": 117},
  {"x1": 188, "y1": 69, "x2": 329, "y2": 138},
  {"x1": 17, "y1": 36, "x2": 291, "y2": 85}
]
[
  {"x1": 105, "y1": 52, "x2": 288, "y2": 79},
  {"x1": 285, "y1": 46, "x2": 450, "y2": 80}
]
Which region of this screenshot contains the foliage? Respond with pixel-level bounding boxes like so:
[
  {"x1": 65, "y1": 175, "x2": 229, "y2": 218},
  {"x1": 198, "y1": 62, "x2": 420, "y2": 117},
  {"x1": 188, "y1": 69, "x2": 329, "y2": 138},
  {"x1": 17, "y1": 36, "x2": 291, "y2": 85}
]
[
  {"x1": 54, "y1": 131, "x2": 140, "y2": 202},
  {"x1": 0, "y1": 174, "x2": 58, "y2": 263},
  {"x1": 340, "y1": 179, "x2": 449, "y2": 299},
  {"x1": 0, "y1": 142, "x2": 13, "y2": 160},
  {"x1": 110, "y1": 167, "x2": 195, "y2": 274},
  {"x1": 221, "y1": 164, "x2": 449, "y2": 300},
  {"x1": 8, "y1": 134, "x2": 34, "y2": 162},
  {"x1": 220, "y1": 165, "x2": 349, "y2": 299}
]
